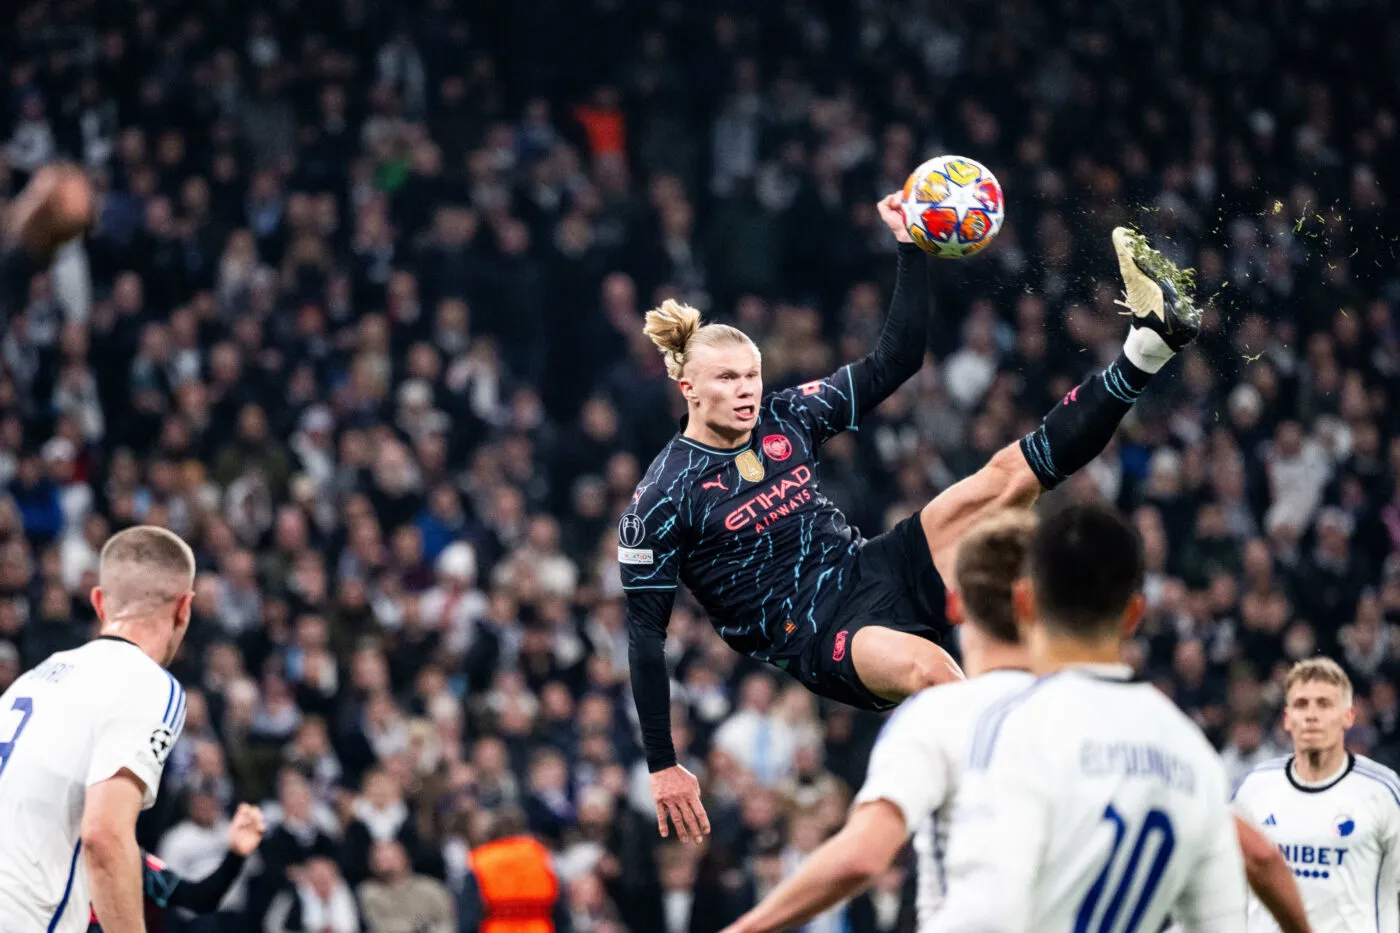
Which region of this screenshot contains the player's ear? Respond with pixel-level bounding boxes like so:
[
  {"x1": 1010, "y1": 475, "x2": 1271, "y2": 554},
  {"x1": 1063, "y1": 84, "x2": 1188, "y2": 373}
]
[
  {"x1": 1343, "y1": 698, "x2": 1357, "y2": 730},
  {"x1": 90, "y1": 586, "x2": 105, "y2": 623},
  {"x1": 173, "y1": 590, "x2": 193, "y2": 632},
  {"x1": 945, "y1": 589, "x2": 964, "y2": 626},
  {"x1": 678, "y1": 377, "x2": 697, "y2": 404},
  {"x1": 1120, "y1": 592, "x2": 1147, "y2": 639}
]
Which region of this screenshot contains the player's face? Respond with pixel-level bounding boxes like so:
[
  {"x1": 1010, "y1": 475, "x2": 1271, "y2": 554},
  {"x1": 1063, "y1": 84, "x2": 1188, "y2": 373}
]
[
  {"x1": 681, "y1": 343, "x2": 762, "y2": 439},
  {"x1": 1283, "y1": 680, "x2": 1354, "y2": 755}
]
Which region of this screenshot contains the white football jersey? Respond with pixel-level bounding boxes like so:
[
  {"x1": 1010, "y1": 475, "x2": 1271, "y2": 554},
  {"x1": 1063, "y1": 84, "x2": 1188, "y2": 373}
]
[
  {"x1": 852, "y1": 669, "x2": 1034, "y2": 930},
  {"x1": 0, "y1": 637, "x2": 186, "y2": 933},
  {"x1": 930, "y1": 665, "x2": 1248, "y2": 933},
  {"x1": 1232, "y1": 753, "x2": 1400, "y2": 933}
]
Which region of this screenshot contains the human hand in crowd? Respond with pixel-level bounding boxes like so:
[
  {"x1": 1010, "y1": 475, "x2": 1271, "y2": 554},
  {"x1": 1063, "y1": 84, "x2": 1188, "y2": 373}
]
[
  {"x1": 876, "y1": 192, "x2": 912, "y2": 245},
  {"x1": 228, "y1": 803, "x2": 267, "y2": 856},
  {"x1": 650, "y1": 764, "x2": 710, "y2": 843}
]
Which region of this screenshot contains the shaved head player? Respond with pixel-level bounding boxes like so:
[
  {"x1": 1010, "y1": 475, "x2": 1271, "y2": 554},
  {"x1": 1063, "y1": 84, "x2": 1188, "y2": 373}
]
[
  {"x1": 0, "y1": 526, "x2": 195, "y2": 933},
  {"x1": 624, "y1": 187, "x2": 1206, "y2": 842}
]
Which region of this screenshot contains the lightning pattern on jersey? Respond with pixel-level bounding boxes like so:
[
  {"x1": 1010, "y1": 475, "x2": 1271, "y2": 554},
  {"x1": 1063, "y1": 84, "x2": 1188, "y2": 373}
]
[{"x1": 620, "y1": 368, "x2": 867, "y2": 663}]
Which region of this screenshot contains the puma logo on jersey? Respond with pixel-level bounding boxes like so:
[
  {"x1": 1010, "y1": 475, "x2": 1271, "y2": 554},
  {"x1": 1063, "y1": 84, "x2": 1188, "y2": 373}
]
[{"x1": 702, "y1": 475, "x2": 729, "y2": 492}]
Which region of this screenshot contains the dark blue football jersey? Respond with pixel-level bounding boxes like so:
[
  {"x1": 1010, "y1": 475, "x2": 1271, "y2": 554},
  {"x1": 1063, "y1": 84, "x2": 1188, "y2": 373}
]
[{"x1": 619, "y1": 364, "x2": 871, "y2": 663}]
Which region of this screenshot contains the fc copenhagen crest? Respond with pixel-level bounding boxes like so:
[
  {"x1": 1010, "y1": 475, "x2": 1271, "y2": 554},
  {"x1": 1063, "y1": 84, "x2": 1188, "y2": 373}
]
[{"x1": 618, "y1": 513, "x2": 645, "y2": 548}]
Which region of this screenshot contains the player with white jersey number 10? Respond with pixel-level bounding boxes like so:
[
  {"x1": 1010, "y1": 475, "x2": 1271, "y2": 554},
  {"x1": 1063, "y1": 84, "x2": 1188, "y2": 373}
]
[
  {"x1": 930, "y1": 503, "x2": 1249, "y2": 933},
  {"x1": 0, "y1": 526, "x2": 196, "y2": 933},
  {"x1": 720, "y1": 507, "x2": 1308, "y2": 933},
  {"x1": 1233, "y1": 656, "x2": 1400, "y2": 933}
]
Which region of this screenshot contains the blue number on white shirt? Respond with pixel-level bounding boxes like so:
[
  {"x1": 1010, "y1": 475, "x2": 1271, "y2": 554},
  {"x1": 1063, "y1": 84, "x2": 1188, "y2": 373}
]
[
  {"x1": 0, "y1": 697, "x2": 34, "y2": 779},
  {"x1": 1075, "y1": 804, "x2": 1176, "y2": 933}
]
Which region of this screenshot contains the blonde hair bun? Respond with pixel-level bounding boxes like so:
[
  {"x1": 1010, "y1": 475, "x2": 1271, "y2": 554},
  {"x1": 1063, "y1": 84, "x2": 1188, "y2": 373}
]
[{"x1": 643, "y1": 299, "x2": 759, "y2": 381}]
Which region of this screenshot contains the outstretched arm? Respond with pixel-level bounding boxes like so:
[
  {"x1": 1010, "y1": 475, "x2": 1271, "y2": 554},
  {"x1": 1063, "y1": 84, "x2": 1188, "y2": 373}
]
[
  {"x1": 627, "y1": 588, "x2": 680, "y2": 773},
  {"x1": 162, "y1": 852, "x2": 245, "y2": 912},
  {"x1": 724, "y1": 689, "x2": 952, "y2": 933},
  {"x1": 722, "y1": 801, "x2": 906, "y2": 933},
  {"x1": 1235, "y1": 816, "x2": 1311, "y2": 933},
  {"x1": 846, "y1": 235, "x2": 933, "y2": 420},
  {"x1": 845, "y1": 197, "x2": 934, "y2": 419},
  {"x1": 779, "y1": 197, "x2": 933, "y2": 447},
  {"x1": 627, "y1": 587, "x2": 709, "y2": 843},
  {"x1": 162, "y1": 804, "x2": 266, "y2": 913}
]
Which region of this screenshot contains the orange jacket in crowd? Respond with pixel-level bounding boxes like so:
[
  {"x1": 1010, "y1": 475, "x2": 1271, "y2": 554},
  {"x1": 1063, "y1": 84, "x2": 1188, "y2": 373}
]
[{"x1": 469, "y1": 835, "x2": 560, "y2": 933}]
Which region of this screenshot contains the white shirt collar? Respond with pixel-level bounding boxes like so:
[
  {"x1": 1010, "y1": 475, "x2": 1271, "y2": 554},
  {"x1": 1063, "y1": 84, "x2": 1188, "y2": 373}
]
[{"x1": 1062, "y1": 662, "x2": 1134, "y2": 681}]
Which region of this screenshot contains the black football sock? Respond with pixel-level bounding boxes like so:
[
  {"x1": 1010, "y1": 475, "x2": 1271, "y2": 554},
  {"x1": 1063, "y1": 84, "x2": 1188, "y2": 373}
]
[{"x1": 1019, "y1": 351, "x2": 1153, "y2": 490}]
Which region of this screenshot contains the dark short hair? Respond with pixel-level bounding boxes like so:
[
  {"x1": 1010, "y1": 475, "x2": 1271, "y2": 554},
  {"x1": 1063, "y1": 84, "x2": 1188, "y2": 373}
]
[
  {"x1": 954, "y1": 510, "x2": 1036, "y2": 644},
  {"x1": 1027, "y1": 502, "x2": 1144, "y2": 639}
]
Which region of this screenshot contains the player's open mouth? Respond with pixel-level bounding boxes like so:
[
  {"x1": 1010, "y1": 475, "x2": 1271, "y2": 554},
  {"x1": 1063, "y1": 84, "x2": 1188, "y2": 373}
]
[{"x1": 734, "y1": 405, "x2": 756, "y2": 420}]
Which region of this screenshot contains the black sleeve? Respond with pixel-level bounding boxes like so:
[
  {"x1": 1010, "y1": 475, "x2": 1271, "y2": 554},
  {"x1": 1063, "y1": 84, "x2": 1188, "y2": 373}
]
[
  {"x1": 774, "y1": 243, "x2": 932, "y2": 445},
  {"x1": 853, "y1": 242, "x2": 932, "y2": 415},
  {"x1": 627, "y1": 587, "x2": 680, "y2": 772},
  {"x1": 164, "y1": 851, "x2": 247, "y2": 913}
]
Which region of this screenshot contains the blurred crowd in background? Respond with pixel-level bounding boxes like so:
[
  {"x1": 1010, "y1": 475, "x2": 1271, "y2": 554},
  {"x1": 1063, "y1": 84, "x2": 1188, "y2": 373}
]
[{"x1": 3, "y1": 0, "x2": 1400, "y2": 931}]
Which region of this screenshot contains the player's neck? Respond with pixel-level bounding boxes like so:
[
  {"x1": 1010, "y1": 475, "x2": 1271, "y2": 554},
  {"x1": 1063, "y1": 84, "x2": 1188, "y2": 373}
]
[
  {"x1": 963, "y1": 641, "x2": 1031, "y2": 677},
  {"x1": 98, "y1": 621, "x2": 169, "y2": 667},
  {"x1": 1032, "y1": 631, "x2": 1122, "y2": 674},
  {"x1": 683, "y1": 420, "x2": 751, "y2": 450},
  {"x1": 1292, "y1": 744, "x2": 1349, "y2": 784}
]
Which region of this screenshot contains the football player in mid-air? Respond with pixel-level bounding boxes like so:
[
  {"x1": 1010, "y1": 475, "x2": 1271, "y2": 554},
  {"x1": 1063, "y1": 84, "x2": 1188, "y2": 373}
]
[
  {"x1": 720, "y1": 509, "x2": 1310, "y2": 933},
  {"x1": 624, "y1": 179, "x2": 1205, "y2": 843},
  {"x1": 1233, "y1": 657, "x2": 1400, "y2": 933}
]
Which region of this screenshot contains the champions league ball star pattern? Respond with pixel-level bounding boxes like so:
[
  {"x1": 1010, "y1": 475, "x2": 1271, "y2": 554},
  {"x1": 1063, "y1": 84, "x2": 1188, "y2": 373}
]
[{"x1": 900, "y1": 155, "x2": 1005, "y2": 259}]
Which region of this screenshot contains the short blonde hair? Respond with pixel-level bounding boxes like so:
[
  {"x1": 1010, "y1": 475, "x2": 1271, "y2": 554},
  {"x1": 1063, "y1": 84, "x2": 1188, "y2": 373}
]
[
  {"x1": 100, "y1": 526, "x2": 195, "y2": 582},
  {"x1": 98, "y1": 525, "x2": 196, "y2": 613},
  {"x1": 643, "y1": 298, "x2": 757, "y2": 381},
  {"x1": 1285, "y1": 657, "x2": 1353, "y2": 705}
]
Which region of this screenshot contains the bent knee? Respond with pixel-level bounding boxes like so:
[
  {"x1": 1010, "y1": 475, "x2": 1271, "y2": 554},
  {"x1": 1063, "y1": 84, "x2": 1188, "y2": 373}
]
[{"x1": 993, "y1": 443, "x2": 1042, "y2": 506}]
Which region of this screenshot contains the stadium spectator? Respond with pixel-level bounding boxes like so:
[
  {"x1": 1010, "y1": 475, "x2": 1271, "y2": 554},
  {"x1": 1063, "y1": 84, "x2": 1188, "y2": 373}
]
[
  {"x1": 2, "y1": 0, "x2": 1400, "y2": 928},
  {"x1": 358, "y1": 840, "x2": 455, "y2": 933}
]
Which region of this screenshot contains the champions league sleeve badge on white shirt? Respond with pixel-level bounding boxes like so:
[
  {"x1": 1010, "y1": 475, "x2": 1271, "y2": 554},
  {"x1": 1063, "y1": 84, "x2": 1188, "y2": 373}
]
[{"x1": 149, "y1": 725, "x2": 175, "y2": 763}]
